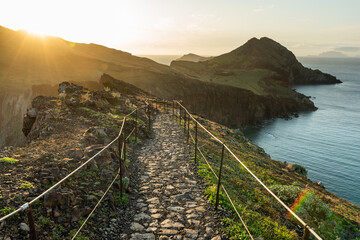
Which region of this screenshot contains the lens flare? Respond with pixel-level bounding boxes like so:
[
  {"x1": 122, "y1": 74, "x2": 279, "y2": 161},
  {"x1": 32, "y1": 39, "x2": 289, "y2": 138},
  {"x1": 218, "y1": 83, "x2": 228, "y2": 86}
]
[{"x1": 287, "y1": 188, "x2": 310, "y2": 218}]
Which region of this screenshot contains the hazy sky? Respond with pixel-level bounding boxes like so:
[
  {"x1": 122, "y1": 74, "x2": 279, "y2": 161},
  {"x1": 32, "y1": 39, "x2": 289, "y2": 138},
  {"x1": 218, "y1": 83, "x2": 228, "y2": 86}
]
[{"x1": 1, "y1": 0, "x2": 360, "y2": 56}]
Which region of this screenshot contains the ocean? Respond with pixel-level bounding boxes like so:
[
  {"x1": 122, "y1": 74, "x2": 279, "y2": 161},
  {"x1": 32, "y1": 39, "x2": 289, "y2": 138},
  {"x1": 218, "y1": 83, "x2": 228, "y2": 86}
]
[{"x1": 245, "y1": 57, "x2": 360, "y2": 206}]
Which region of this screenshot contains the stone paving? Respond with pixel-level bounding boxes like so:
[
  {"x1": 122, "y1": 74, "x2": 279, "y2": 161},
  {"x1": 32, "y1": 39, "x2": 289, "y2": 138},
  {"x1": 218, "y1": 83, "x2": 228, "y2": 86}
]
[{"x1": 110, "y1": 113, "x2": 224, "y2": 240}]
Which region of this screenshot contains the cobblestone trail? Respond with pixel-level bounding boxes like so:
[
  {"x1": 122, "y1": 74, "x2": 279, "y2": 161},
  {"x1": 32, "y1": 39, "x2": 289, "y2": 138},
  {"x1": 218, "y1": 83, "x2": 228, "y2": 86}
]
[{"x1": 110, "y1": 113, "x2": 223, "y2": 240}]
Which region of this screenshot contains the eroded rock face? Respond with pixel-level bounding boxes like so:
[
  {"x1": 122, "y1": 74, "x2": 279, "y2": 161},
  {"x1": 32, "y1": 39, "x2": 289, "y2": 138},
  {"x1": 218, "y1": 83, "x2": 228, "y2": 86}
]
[
  {"x1": 58, "y1": 82, "x2": 86, "y2": 95},
  {"x1": 43, "y1": 191, "x2": 73, "y2": 208},
  {"x1": 22, "y1": 96, "x2": 59, "y2": 140},
  {"x1": 83, "y1": 127, "x2": 109, "y2": 144}
]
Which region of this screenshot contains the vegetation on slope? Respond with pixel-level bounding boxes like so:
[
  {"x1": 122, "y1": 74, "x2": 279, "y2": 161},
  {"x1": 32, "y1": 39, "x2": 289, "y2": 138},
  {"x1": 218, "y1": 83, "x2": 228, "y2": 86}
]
[{"x1": 177, "y1": 111, "x2": 360, "y2": 239}]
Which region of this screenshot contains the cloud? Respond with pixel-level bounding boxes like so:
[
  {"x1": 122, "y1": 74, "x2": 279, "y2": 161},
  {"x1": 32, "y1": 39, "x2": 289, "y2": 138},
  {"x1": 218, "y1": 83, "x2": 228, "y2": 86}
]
[{"x1": 334, "y1": 46, "x2": 360, "y2": 52}]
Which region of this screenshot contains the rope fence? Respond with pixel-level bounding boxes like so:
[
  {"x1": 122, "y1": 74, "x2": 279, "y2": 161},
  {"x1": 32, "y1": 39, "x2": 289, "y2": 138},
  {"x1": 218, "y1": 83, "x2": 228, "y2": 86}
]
[{"x1": 173, "y1": 100, "x2": 322, "y2": 240}]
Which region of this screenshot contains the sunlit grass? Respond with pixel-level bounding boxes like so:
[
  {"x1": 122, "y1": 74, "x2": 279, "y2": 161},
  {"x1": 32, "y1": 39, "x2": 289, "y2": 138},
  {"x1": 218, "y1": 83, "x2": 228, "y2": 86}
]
[{"x1": 0, "y1": 157, "x2": 19, "y2": 164}]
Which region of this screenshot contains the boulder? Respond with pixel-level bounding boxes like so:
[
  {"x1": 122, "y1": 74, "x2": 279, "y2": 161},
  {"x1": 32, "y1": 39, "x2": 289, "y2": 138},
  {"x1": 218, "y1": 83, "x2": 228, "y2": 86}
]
[
  {"x1": 43, "y1": 191, "x2": 73, "y2": 208},
  {"x1": 58, "y1": 82, "x2": 86, "y2": 95},
  {"x1": 71, "y1": 206, "x2": 91, "y2": 222},
  {"x1": 19, "y1": 223, "x2": 30, "y2": 232},
  {"x1": 83, "y1": 145, "x2": 113, "y2": 168},
  {"x1": 83, "y1": 127, "x2": 109, "y2": 144}
]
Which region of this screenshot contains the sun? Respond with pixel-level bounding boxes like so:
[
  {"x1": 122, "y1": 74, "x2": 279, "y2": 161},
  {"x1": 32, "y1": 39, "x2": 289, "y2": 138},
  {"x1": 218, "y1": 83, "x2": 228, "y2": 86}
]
[{"x1": 24, "y1": 26, "x2": 49, "y2": 38}]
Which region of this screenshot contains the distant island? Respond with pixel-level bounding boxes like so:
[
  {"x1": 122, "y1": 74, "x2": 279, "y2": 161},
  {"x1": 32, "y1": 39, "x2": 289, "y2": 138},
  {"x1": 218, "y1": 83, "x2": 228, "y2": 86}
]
[
  {"x1": 304, "y1": 51, "x2": 349, "y2": 58},
  {"x1": 318, "y1": 51, "x2": 348, "y2": 58},
  {"x1": 174, "y1": 53, "x2": 213, "y2": 62}
]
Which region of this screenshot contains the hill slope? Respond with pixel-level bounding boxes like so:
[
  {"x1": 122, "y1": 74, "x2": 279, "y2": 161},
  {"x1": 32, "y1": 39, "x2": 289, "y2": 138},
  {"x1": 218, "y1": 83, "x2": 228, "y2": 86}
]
[
  {"x1": 0, "y1": 27, "x2": 327, "y2": 147},
  {"x1": 171, "y1": 37, "x2": 341, "y2": 97}
]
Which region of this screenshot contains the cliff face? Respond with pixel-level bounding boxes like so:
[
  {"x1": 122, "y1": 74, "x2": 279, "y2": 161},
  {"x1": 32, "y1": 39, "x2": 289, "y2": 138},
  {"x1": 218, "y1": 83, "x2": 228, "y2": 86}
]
[
  {"x1": 103, "y1": 74, "x2": 316, "y2": 127},
  {"x1": 178, "y1": 82, "x2": 316, "y2": 127}
]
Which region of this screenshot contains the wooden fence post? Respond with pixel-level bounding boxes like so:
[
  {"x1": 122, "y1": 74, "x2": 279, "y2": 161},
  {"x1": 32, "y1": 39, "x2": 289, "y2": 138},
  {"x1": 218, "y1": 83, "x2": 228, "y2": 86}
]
[
  {"x1": 194, "y1": 122, "x2": 198, "y2": 164},
  {"x1": 135, "y1": 109, "x2": 138, "y2": 142},
  {"x1": 148, "y1": 104, "x2": 151, "y2": 133},
  {"x1": 215, "y1": 144, "x2": 225, "y2": 210},
  {"x1": 187, "y1": 113, "x2": 190, "y2": 143},
  {"x1": 118, "y1": 127, "x2": 123, "y2": 199},
  {"x1": 27, "y1": 206, "x2": 37, "y2": 240},
  {"x1": 172, "y1": 101, "x2": 175, "y2": 118},
  {"x1": 302, "y1": 226, "x2": 310, "y2": 240}
]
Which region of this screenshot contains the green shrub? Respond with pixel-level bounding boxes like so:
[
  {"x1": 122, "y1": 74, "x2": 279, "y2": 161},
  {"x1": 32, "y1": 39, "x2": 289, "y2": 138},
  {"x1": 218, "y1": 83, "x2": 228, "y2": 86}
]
[
  {"x1": 38, "y1": 216, "x2": 51, "y2": 226},
  {"x1": 270, "y1": 184, "x2": 355, "y2": 239},
  {"x1": 115, "y1": 193, "x2": 129, "y2": 205},
  {"x1": 293, "y1": 164, "x2": 307, "y2": 176},
  {"x1": 21, "y1": 181, "x2": 35, "y2": 189},
  {"x1": 0, "y1": 157, "x2": 19, "y2": 164},
  {"x1": 269, "y1": 184, "x2": 302, "y2": 205}
]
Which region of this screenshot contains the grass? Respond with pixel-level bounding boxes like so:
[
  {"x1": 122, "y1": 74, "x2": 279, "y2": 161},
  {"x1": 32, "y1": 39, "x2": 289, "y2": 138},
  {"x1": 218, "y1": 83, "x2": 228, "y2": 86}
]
[
  {"x1": 38, "y1": 216, "x2": 51, "y2": 226},
  {"x1": 0, "y1": 157, "x2": 19, "y2": 164},
  {"x1": 0, "y1": 207, "x2": 18, "y2": 217},
  {"x1": 187, "y1": 116, "x2": 360, "y2": 240},
  {"x1": 115, "y1": 193, "x2": 129, "y2": 205},
  {"x1": 21, "y1": 181, "x2": 35, "y2": 189}
]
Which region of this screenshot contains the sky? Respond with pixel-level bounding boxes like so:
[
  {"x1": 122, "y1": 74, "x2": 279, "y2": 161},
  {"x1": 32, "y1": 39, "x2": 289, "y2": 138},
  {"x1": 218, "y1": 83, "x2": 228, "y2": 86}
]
[{"x1": 1, "y1": 0, "x2": 360, "y2": 56}]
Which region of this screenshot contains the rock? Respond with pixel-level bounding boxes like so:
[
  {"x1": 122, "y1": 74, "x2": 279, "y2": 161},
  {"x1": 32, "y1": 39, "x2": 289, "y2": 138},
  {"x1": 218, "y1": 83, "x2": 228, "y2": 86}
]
[
  {"x1": 67, "y1": 148, "x2": 83, "y2": 159},
  {"x1": 134, "y1": 213, "x2": 151, "y2": 222},
  {"x1": 54, "y1": 210, "x2": 61, "y2": 218},
  {"x1": 317, "y1": 181, "x2": 325, "y2": 188},
  {"x1": 19, "y1": 222, "x2": 30, "y2": 232},
  {"x1": 168, "y1": 206, "x2": 184, "y2": 212},
  {"x1": 27, "y1": 108, "x2": 37, "y2": 118},
  {"x1": 151, "y1": 213, "x2": 162, "y2": 219},
  {"x1": 130, "y1": 233, "x2": 155, "y2": 240},
  {"x1": 83, "y1": 127, "x2": 108, "y2": 144},
  {"x1": 160, "y1": 219, "x2": 184, "y2": 229},
  {"x1": 195, "y1": 206, "x2": 206, "y2": 212},
  {"x1": 83, "y1": 145, "x2": 113, "y2": 169},
  {"x1": 130, "y1": 222, "x2": 145, "y2": 231},
  {"x1": 58, "y1": 82, "x2": 85, "y2": 95},
  {"x1": 184, "y1": 229, "x2": 198, "y2": 239},
  {"x1": 71, "y1": 206, "x2": 91, "y2": 222},
  {"x1": 211, "y1": 236, "x2": 221, "y2": 240},
  {"x1": 43, "y1": 191, "x2": 71, "y2": 208},
  {"x1": 158, "y1": 229, "x2": 179, "y2": 235}
]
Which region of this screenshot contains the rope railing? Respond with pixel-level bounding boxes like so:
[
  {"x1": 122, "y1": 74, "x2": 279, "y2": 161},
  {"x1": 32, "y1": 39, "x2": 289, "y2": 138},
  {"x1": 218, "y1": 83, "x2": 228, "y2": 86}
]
[
  {"x1": 0, "y1": 101, "x2": 152, "y2": 239},
  {"x1": 189, "y1": 131, "x2": 254, "y2": 240},
  {"x1": 174, "y1": 100, "x2": 322, "y2": 240}
]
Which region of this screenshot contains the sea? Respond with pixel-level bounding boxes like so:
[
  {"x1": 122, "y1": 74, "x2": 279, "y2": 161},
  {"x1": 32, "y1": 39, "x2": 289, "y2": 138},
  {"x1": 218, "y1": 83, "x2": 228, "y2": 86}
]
[
  {"x1": 141, "y1": 55, "x2": 360, "y2": 206},
  {"x1": 245, "y1": 57, "x2": 360, "y2": 206}
]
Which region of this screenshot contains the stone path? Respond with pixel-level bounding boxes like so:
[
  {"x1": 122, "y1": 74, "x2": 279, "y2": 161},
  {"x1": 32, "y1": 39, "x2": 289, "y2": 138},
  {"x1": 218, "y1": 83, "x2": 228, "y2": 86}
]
[{"x1": 109, "y1": 113, "x2": 224, "y2": 240}]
